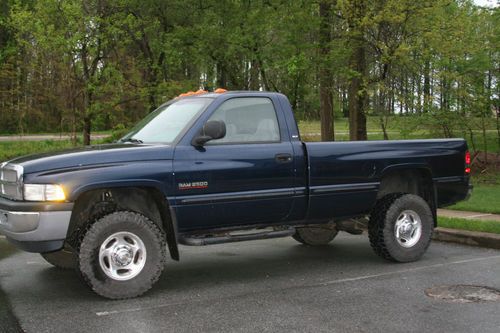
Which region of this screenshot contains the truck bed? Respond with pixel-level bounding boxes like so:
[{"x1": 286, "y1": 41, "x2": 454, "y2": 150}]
[{"x1": 304, "y1": 138, "x2": 469, "y2": 219}]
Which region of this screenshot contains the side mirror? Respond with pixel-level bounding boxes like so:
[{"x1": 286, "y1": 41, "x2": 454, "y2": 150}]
[{"x1": 192, "y1": 120, "x2": 226, "y2": 146}]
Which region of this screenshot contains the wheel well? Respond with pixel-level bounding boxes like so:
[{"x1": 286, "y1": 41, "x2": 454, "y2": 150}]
[
  {"x1": 377, "y1": 169, "x2": 436, "y2": 224},
  {"x1": 66, "y1": 187, "x2": 179, "y2": 260}
]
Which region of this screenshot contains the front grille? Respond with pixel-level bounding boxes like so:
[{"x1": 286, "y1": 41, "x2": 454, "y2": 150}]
[{"x1": 0, "y1": 163, "x2": 23, "y2": 200}]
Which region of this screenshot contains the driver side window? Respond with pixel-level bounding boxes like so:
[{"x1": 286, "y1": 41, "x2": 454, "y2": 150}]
[{"x1": 207, "y1": 97, "x2": 280, "y2": 144}]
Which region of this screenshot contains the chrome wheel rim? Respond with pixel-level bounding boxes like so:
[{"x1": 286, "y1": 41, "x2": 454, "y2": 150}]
[
  {"x1": 394, "y1": 210, "x2": 422, "y2": 248},
  {"x1": 99, "y1": 231, "x2": 147, "y2": 281}
]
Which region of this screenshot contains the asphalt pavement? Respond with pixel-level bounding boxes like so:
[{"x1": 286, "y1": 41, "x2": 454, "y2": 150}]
[
  {"x1": 0, "y1": 233, "x2": 499, "y2": 333},
  {"x1": 0, "y1": 238, "x2": 22, "y2": 333}
]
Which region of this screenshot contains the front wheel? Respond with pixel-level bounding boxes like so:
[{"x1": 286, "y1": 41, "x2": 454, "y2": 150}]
[
  {"x1": 78, "y1": 211, "x2": 166, "y2": 299},
  {"x1": 368, "y1": 193, "x2": 434, "y2": 262}
]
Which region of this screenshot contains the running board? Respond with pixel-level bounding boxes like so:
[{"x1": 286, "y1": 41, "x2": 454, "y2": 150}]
[{"x1": 178, "y1": 227, "x2": 296, "y2": 246}]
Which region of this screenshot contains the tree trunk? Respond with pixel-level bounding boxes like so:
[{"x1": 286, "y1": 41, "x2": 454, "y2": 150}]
[
  {"x1": 83, "y1": 89, "x2": 92, "y2": 146},
  {"x1": 217, "y1": 61, "x2": 227, "y2": 88},
  {"x1": 83, "y1": 115, "x2": 91, "y2": 146},
  {"x1": 348, "y1": 43, "x2": 367, "y2": 141},
  {"x1": 417, "y1": 72, "x2": 422, "y2": 114},
  {"x1": 378, "y1": 82, "x2": 389, "y2": 140},
  {"x1": 380, "y1": 117, "x2": 389, "y2": 140},
  {"x1": 496, "y1": 107, "x2": 500, "y2": 155},
  {"x1": 423, "y1": 60, "x2": 431, "y2": 113},
  {"x1": 249, "y1": 57, "x2": 260, "y2": 91},
  {"x1": 318, "y1": 0, "x2": 334, "y2": 141}
]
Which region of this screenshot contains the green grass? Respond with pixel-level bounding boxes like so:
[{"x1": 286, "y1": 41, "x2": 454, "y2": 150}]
[
  {"x1": 297, "y1": 117, "x2": 402, "y2": 135},
  {"x1": 0, "y1": 139, "x2": 109, "y2": 162},
  {"x1": 297, "y1": 116, "x2": 500, "y2": 153},
  {"x1": 298, "y1": 116, "x2": 499, "y2": 134},
  {"x1": 437, "y1": 216, "x2": 500, "y2": 234},
  {"x1": 448, "y1": 184, "x2": 500, "y2": 214},
  {"x1": 0, "y1": 130, "x2": 112, "y2": 136},
  {"x1": 0, "y1": 141, "x2": 74, "y2": 162}
]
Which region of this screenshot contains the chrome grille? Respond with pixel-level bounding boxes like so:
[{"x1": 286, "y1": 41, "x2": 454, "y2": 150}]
[{"x1": 0, "y1": 163, "x2": 23, "y2": 200}]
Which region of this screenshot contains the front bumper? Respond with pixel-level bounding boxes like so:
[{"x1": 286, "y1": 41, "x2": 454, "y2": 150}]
[{"x1": 0, "y1": 196, "x2": 73, "y2": 253}]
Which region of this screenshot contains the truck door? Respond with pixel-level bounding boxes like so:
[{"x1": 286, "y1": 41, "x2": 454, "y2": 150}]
[{"x1": 173, "y1": 96, "x2": 296, "y2": 231}]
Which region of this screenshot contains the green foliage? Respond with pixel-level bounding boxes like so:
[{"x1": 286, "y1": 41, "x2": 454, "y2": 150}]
[
  {"x1": 103, "y1": 124, "x2": 129, "y2": 143},
  {"x1": 0, "y1": 0, "x2": 498, "y2": 149}
]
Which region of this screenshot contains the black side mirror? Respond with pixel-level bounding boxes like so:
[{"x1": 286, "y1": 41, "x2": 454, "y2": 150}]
[{"x1": 192, "y1": 120, "x2": 226, "y2": 146}]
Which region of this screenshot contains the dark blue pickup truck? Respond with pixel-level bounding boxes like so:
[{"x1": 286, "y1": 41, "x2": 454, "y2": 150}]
[{"x1": 0, "y1": 91, "x2": 472, "y2": 299}]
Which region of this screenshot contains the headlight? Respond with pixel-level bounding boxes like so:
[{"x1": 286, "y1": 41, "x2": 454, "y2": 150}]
[{"x1": 23, "y1": 184, "x2": 66, "y2": 201}]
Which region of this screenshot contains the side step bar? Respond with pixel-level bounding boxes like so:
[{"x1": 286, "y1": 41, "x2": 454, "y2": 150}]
[{"x1": 178, "y1": 227, "x2": 296, "y2": 246}]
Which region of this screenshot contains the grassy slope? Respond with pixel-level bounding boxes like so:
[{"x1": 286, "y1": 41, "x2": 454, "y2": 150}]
[
  {"x1": 437, "y1": 216, "x2": 500, "y2": 234},
  {"x1": 1, "y1": 118, "x2": 498, "y2": 215},
  {"x1": 446, "y1": 173, "x2": 500, "y2": 214},
  {"x1": 1, "y1": 124, "x2": 499, "y2": 236},
  {"x1": 0, "y1": 141, "x2": 77, "y2": 162},
  {"x1": 299, "y1": 119, "x2": 500, "y2": 216},
  {"x1": 298, "y1": 117, "x2": 500, "y2": 153},
  {"x1": 1, "y1": 116, "x2": 499, "y2": 162},
  {"x1": 448, "y1": 184, "x2": 500, "y2": 214}
]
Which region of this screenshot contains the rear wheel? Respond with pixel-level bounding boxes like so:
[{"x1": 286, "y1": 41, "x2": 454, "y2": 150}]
[
  {"x1": 40, "y1": 247, "x2": 76, "y2": 269},
  {"x1": 77, "y1": 211, "x2": 166, "y2": 299},
  {"x1": 293, "y1": 227, "x2": 338, "y2": 246},
  {"x1": 368, "y1": 193, "x2": 434, "y2": 262}
]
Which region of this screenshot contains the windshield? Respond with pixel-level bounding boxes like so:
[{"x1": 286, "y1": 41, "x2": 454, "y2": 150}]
[{"x1": 121, "y1": 98, "x2": 213, "y2": 144}]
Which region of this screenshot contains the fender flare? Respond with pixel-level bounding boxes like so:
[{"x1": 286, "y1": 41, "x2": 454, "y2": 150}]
[
  {"x1": 379, "y1": 163, "x2": 433, "y2": 179},
  {"x1": 69, "y1": 180, "x2": 180, "y2": 261},
  {"x1": 378, "y1": 163, "x2": 437, "y2": 225}
]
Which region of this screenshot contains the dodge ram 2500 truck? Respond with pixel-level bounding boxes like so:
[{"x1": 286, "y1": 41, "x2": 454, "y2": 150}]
[{"x1": 0, "y1": 91, "x2": 472, "y2": 299}]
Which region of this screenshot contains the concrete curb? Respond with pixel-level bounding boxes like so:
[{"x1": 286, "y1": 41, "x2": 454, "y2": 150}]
[
  {"x1": 432, "y1": 227, "x2": 500, "y2": 250},
  {"x1": 437, "y1": 209, "x2": 500, "y2": 222}
]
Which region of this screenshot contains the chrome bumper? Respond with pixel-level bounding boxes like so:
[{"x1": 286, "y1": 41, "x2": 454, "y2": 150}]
[{"x1": 0, "y1": 209, "x2": 72, "y2": 252}]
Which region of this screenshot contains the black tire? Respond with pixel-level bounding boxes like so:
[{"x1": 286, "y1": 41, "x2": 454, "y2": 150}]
[
  {"x1": 368, "y1": 193, "x2": 434, "y2": 262},
  {"x1": 40, "y1": 247, "x2": 77, "y2": 269},
  {"x1": 78, "y1": 211, "x2": 166, "y2": 299},
  {"x1": 293, "y1": 227, "x2": 338, "y2": 246}
]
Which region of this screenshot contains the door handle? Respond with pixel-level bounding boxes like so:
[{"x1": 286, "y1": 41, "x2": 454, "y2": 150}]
[{"x1": 275, "y1": 153, "x2": 293, "y2": 163}]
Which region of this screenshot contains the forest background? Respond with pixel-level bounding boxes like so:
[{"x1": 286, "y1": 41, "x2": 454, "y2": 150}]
[{"x1": 0, "y1": 0, "x2": 498, "y2": 154}]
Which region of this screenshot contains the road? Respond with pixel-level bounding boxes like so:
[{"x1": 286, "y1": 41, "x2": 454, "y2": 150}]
[{"x1": 0, "y1": 233, "x2": 499, "y2": 333}]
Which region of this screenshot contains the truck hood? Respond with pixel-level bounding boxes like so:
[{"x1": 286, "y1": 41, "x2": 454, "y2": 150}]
[{"x1": 8, "y1": 143, "x2": 174, "y2": 174}]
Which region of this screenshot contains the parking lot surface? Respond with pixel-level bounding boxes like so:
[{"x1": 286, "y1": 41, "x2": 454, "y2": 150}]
[{"x1": 1, "y1": 233, "x2": 499, "y2": 333}]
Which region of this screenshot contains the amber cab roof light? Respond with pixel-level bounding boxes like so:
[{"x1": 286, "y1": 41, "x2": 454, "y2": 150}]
[{"x1": 177, "y1": 88, "x2": 227, "y2": 98}]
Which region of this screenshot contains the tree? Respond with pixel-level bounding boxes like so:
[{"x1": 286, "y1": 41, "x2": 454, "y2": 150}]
[
  {"x1": 318, "y1": 0, "x2": 335, "y2": 141},
  {"x1": 0, "y1": 0, "x2": 497, "y2": 153}
]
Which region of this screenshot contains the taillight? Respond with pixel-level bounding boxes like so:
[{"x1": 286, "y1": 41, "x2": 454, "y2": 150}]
[{"x1": 465, "y1": 151, "x2": 471, "y2": 174}]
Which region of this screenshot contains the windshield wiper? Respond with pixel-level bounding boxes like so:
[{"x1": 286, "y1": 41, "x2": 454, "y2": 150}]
[{"x1": 121, "y1": 137, "x2": 143, "y2": 144}]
